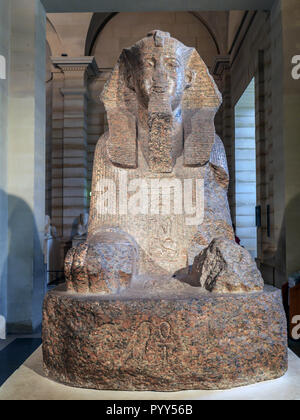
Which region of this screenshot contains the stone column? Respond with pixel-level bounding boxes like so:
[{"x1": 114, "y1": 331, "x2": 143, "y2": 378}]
[
  {"x1": 213, "y1": 57, "x2": 235, "y2": 223},
  {"x1": 0, "y1": 0, "x2": 11, "y2": 338},
  {"x1": 50, "y1": 67, "x2": 65, "y2": 239},
  {"x1": 256, "y1": 51, "x2": 268, "y2": 264},
  {"x1": 6, "y1": 0, "x2": 46, "y2": 332},
  {"x1": 223, "y1": 70, "x2": 236, "y2": 225},
  {"x1": 52, "y1": 57, "x2": 98, "y2": 249}
]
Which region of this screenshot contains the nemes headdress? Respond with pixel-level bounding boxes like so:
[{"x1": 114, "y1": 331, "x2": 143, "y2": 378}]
[{"x1": 101, "y1": 31, "x2": 222, "y2": 170}]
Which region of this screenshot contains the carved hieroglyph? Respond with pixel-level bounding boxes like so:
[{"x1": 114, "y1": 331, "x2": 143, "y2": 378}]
[{"x1": 64, "y1": 31, "x2": 261, "y2": 293}]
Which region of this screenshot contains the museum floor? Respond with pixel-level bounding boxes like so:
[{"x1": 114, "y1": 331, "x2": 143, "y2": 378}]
[
  {"x1": 0, "y1": 333, "x2": 42, "y2": 387},
  {"x1": 0, "y1": 333, "x2": 299, "y2": 400}
]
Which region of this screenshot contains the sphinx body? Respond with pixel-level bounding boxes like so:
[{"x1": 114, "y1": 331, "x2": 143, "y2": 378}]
[{"x1": 87, "y1": 131, "x2": 233, "y2": 275}]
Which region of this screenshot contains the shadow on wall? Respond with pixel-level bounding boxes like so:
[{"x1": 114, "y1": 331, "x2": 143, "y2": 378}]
[{"x1": 0, "y1": 189, "x2": 46, "y2": 334}]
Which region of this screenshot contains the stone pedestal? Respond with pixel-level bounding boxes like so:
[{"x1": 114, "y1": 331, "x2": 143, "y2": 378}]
[{"x1": 42, "y1": 285, "x2": 287, "y2": 391}]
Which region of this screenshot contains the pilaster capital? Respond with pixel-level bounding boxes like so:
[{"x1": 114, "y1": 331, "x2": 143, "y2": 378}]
[
  {"x1": 212, "y1": 55, "x2": 231, "y2": 76},
  {"x1": 51, "y1": 56, "x2": 99, "y2": 77}
]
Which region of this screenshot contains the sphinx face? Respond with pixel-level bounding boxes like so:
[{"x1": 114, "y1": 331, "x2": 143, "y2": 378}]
[{"x1": 131, "y1": 47, "x2": 187, "y2": 112}]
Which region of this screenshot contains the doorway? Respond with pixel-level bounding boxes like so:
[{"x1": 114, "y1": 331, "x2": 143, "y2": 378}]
[{"x1": 235, "y1": 78, "x2": 257, "y2": 258}]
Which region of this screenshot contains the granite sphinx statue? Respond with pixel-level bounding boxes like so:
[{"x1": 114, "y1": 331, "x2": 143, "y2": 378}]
[
  {"x1": 64, "y1": 30, "x2": 262, "y2": 294},
  {"x1": 43, "y1": 32, "x2": 287, "y2": 391}
]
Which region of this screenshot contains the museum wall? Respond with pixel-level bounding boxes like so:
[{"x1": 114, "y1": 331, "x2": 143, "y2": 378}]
[
  {"x1": 280, "y1": 0, "x2": 300, "y2": 278},
  {"x1": 45, "y1": 42, "x2": 53, "y2": 218}
]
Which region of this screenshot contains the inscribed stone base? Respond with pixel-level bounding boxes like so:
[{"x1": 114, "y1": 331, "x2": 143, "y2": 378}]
[{"x1": 42, "y1": 285, "x2": 288, "y2": 391}]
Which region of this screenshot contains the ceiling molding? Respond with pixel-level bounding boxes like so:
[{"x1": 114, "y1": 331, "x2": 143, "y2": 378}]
[{"x1": 42, "y1": 0, "x2": 275, "y2": 13}]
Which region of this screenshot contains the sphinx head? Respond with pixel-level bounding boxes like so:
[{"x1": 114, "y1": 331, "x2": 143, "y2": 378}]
[
  {"x1": 101, "y1": 31, "x2": 222, "y2": 172},
  {"x1": 124, "y1": 30, "x2": 193, "y2": 112}
]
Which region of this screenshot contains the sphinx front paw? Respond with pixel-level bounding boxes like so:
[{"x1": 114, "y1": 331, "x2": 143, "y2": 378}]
[
  {"x1": 64, "y1": 233, "x2": 138, "y2": 294},
  {"x1": 190, "y1": 238, "x2": 264, "y2": 293}
]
